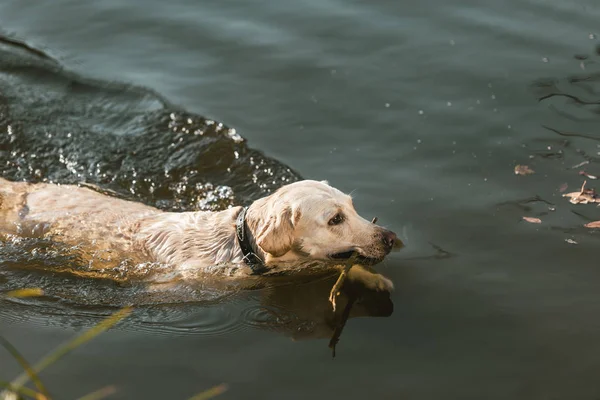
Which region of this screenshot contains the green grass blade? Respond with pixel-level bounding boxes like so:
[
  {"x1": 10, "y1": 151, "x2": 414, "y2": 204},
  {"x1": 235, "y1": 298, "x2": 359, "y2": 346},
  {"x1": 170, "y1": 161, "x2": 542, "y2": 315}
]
[
  {"x1": 75, "y1": 385, "x2": 117, "y2": 400},
  {"x1": 187, "y1": 384, "x2": 228, "y2": 400},
  {"x1": 10, "y1": 307, "x2": 133, "y2": 390},
  {"x1": 0, "y1": 380, "x2": 44, "y2": 399},
  {"x1": 0, "y1": 336, "x2": 50, "y2": 399}
]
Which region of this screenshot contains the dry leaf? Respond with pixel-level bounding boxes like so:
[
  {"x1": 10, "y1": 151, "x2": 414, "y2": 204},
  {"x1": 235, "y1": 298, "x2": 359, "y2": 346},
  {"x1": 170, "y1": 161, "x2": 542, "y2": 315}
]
[
  {"x1": 579, "y1": 171, "x2": 598, "y2": 180},
  {"x1": 584, "y1": 221, "x2": 600, "y2": 228},
  {"x1": 571, "y1": 160, "x2": 590, "y2": 169},
  {"x1": 514, "y1": 165, "x2": 535, "y2": 175},
  {"x1": 522, "y1": 216, "x2": 542, "y2": 224},
  {"x1": 563, "y1": 190, "x2": 600, "y2": 204},
  {"x1": 562, "y1": 181, "x2": 600, "y2": 204}
]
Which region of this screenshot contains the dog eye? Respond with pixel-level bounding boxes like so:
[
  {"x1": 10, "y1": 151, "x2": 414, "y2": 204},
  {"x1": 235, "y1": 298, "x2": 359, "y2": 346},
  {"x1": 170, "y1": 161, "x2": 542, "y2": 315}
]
[{"x1": 328, "y1": 213, "x2": 344, "y2": 226}]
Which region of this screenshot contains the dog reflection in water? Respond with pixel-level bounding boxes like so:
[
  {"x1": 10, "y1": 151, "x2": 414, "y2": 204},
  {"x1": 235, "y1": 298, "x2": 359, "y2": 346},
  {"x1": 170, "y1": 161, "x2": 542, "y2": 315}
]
[
  {"x1": 254, "y1": 268, "x2": 394, "y2": 356},
  {"x1": 0, "y1": 177, "x2": 401, "y2": 354}
]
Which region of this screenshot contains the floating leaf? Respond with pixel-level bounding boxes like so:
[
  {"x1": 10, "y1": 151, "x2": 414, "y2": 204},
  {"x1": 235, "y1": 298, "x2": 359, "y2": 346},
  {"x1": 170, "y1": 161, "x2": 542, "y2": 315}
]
[
  {"x1": 571, "y1": 160, "x2": 590, "y2": 169},
  {"x1": 522, "y1": 217, "x2": 542, "y2": 224},
  {"x1": 563, "y1": 181, "x2": 600, "y2": 204},
  {"x1": 579, "y1": 170, "x2": 598, "y2": 180},
  {"x1": 514, "y1": 165, "x2": 535, "y2": 175},
  {"x1": 584, "y1": 221, "x2": 600, "y2": 228}
]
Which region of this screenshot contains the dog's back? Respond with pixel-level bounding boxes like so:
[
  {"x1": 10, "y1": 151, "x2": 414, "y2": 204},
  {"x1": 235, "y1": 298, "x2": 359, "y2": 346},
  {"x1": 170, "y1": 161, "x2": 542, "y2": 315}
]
[
  {"x1": 0, "y1": 177, "x2": 32, "y2": 234},
  {"x1": 0, "y1": 177, "x2": 160, "y2": 270}
]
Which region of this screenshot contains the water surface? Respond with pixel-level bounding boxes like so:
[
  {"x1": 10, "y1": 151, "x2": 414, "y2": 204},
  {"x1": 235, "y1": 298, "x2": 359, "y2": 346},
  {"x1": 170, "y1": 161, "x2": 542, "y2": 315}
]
[{"x1": 1, "y1": 1, "x2": 600, "y2": 399}]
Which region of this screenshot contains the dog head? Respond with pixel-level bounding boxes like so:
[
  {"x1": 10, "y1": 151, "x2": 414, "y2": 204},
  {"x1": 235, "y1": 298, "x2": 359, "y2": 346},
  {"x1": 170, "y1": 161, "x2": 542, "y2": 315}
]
[{"x1": 246, "y1": 180, "x2": 400, "y2": 266}]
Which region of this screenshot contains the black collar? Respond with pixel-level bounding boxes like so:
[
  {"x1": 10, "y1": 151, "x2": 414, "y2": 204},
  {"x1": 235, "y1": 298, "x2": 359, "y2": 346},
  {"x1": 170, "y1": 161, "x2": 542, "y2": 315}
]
[{"x1": 236, "y1": 206, "x2": 266, "y2": 274}]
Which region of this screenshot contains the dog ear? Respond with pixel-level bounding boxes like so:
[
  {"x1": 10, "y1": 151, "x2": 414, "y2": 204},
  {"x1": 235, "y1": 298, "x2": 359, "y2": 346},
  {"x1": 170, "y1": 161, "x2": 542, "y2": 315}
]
[{"x1": 255, "y1": 206, "x2": 295, "y2": 257}]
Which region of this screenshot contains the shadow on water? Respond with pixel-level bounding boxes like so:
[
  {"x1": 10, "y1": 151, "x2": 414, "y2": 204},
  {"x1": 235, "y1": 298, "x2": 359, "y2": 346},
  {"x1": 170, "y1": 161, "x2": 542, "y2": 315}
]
[
  {"x1": 1, "y1": 268, "x2": 393, "y2": 353},
  {"x1": 0, "y1": 36, "x2": 393, "y2": 350}
]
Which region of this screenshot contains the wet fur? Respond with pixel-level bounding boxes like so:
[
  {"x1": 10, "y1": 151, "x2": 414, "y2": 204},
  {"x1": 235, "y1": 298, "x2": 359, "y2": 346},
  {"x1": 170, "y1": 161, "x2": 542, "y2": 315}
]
[{"x1": 0, "y1": 178, "x2": 396, "y2": 288}]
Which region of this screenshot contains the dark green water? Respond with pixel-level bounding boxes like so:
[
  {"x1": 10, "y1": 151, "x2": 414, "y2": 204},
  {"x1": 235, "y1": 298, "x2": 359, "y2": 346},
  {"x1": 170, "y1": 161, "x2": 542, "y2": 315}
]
[{"x1": 1, "y1": 1, "x2": 600, "y2": 399}]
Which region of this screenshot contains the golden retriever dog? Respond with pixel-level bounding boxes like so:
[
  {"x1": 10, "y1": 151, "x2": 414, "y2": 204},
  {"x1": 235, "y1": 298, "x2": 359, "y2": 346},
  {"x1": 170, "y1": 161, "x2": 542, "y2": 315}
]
[{"x1": 0, "y1": 178, "x2": 400, "y2": 289}]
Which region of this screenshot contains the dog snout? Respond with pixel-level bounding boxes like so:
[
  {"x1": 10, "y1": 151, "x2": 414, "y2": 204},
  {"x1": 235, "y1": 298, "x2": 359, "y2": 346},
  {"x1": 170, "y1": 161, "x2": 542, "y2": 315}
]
[{"x1": 380, "y1": 229, "x2": 399, "y2": 251}]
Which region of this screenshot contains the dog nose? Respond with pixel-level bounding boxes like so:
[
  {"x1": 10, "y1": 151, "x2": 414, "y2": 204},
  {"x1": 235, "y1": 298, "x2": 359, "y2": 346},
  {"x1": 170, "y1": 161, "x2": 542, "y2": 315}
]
[{"x1": 381, "y1": 229, "x2": 398, "y2": 250}]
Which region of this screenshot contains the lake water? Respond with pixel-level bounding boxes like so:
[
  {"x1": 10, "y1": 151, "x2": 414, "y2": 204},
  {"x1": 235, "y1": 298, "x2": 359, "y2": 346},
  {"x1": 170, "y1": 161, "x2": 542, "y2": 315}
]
[{"x1": 1, "y1": 1, "x2": 600, "y2": 399}]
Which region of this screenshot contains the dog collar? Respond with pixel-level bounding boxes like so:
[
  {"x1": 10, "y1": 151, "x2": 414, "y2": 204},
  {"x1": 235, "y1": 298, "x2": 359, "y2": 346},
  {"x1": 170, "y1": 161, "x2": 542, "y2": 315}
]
[{"x1": 235, "y1": 206, "x2": 266, "y2": 274}]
